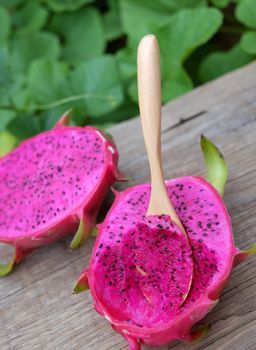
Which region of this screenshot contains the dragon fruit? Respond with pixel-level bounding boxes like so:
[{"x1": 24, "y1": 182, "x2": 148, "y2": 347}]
[
  {"x1": 75, "y1": 135, "x2": 255, "y2": 349},
  {"x1": 0, "y1": 113, "x2": 120, "y2": 276}
]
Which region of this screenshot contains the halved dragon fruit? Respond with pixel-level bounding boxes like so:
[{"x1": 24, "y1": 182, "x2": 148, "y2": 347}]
[
  {"x1": 75, "y1": 136, "x2": 255, "y2": 349},
  {"x1": 0, "y1": 113, "x2": 121, "y2": 276}
]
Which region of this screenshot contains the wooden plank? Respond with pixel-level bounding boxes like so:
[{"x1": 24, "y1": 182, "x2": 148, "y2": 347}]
[{"x1": 1, "y1": 62, "x2": 256, "y2": 350}]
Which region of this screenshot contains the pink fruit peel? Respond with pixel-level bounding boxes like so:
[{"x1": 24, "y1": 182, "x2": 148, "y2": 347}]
[{"x1": 76, "y1": 136, "x2": 255, "y2": 349}]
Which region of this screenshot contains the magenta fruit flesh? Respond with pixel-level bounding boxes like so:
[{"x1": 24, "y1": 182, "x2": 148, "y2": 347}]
[{"x1": 0, "y1": 114, "x2": 120, "y2": 275}]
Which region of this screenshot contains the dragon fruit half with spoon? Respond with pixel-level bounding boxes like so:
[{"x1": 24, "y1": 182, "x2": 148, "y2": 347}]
[
  {"x1": 0, "y1": 112, "x2": 122, "y2": 276},
  {"x1": 75, "y1": 35, "x2": 255, "y2": 350}
]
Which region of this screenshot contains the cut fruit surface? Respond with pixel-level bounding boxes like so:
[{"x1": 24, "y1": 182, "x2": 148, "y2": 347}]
[
  {"x1": 94, "y1": 215, "x2": 193, "y2": 327},
  {"x1": 0, "y1": 118, "x2": 119, "y2": 275},
  {"x1": 86, "y1": 176, "x2": 236, "y2": 348}
]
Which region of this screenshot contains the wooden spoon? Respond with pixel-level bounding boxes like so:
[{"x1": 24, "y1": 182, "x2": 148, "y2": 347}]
[{"x1": 137, "y1": 34, "x2": 187, "y2": 237}]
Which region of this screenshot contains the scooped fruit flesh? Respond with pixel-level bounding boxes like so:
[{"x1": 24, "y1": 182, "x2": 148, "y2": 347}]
[{"x1": 93, "y1": 215, "x2": 193, "y2": 328}]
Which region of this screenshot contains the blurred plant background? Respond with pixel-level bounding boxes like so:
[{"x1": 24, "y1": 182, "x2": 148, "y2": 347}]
[{"x1": 0, "y1": 0, "x2": 255, "y2": 155}]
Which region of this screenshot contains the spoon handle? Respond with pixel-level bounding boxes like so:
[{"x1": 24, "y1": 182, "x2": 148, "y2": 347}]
[{"x1": 137, "y1": 35, "x2": 185, "y2": 234}]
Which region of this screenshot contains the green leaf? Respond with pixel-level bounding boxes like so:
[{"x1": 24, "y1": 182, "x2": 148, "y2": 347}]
[
  {"x1": 236, "y1": 0, "x2": 256, "y2": 29},
  {"x1": 70, "y1": 55, "x2": 124, "y2": 116},
  {"x1": 12, "y1": 0, "x2": 48, "y2": 33},
  {"x1": 128, "y1": 66, "x2": 193, "y2": 103},
  {"x1": 201, "y1": 135, "x2": 228, "y2": 196},
  {"x1": 116, "y1": 42, "x2": 137, "y2": 81},
  {"x1": 0, "y1": 6, "x2": 11, "y2": 45},
  {"x1": 50, "y1": 7, "x2": 105, "y2": 64},
  {"x1": 199, "y1": 44, "x2": 253, "y2": 83},
  {"x1": 27, "y1": 59, "x2": 69, "y2": 105},
  {"x1": 240, "y1": 31, "x2": 256, "y2": 54},
  {"x1": 95, "y1": 95, "x2": 139, "y2": 124},
  {"x1": 0, "y1": 0, "x2": 24, "y2": 8},
  {"x1": 39, "y1": 106, "x2": 74, "y2": 131},
  {"x1": 127, "y1": 8, "x2": 222, "y2": 103},
  {"x1": 7, "y1": 114, "x2": 43, "y2": 139},
  {"x1": 0, "y1": 131, "x2": 17, "y2": 156},
  {"x1": 161, "y1": 68, "x2": 193, "y2": 101},
  {"x1": 210, "y1": 0, "x2": 230, "y2": 8},
  {"x1": 34, "y1": 56, "x2": 124, "y2": 120},
  {"x1": 10, "y1": 32, "x2": 61, "y2": 74},
  {"x1": 104, "y1": 0, "x2": 124, "y2": 41},
  {"x1": 120, "y1": 0, "x2": 207, "y2": 40},
  {"x1": 184, "y1": 43, "x2": 217, "y2": 86},
  {"x1": 43, "y1": 0, "x2": 94, "y2": 12},
  {"x1": 0, "y1": 48, "x2": 13, "y2": 102},
  {"x1": 7, "y1": 74, "x2": 35, "y2": 112},
  {"x1": 13, "y1": 91, "x2": 34, "y2": 112},
  {"x1": 120, "y1": 0, "x2": 170, "y2": 41},
  {"x1": 159, "y1": 8, "x2": 223, "y2": 66},
  {"x1": 158, "y1": 0, "x2": 207, "y2": 10},
  {"x1": 160, "y1": 8, "x2": 222, "y2": 101},
  {"x1": 0, "y1": 110, "x2": 16, "y2": 131}
]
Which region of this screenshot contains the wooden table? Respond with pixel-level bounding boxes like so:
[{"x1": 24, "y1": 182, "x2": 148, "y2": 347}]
[{"x1": 1, "y1": 63, "x2": 256, "y2": 350}]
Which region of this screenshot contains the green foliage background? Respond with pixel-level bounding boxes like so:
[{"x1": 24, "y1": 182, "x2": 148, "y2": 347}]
[{"x1": 0, "y1": 0, "x2": 255, "y2": 155}]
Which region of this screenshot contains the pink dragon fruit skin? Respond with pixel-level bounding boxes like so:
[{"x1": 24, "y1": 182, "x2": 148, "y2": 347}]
[
  {"x1": 76, "y1": 136, "x2": 255, "y2": 349},
  {"x1": 0, "y1": 114, "x2": 120, "y2": 276}
]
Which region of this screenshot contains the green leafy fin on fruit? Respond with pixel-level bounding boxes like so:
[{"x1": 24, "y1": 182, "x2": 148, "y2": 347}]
[
  {"x1": 233, "y1": 244, "x2": 256, "y2": 267},
  {"x1": 70, "y1": 219, "x2": 86, "y2": 249},
  {"x1": 0, "y1": 244, "x2": 18, "y2": 277},
  {"x1": 70, "y1": 215, "x2": 94, "y2": 249},
  {"x1": 0, "y1": 245, "x2": 33, "y2": 276},
  {"x1": 54, "y1": 109, "x2": 73, "y2": 129},
  {"x1": 90, "y1": 226, "x2": 98, "y2": 237},
  {"x1": 188, "y1": 324, "x2": 211, "y2": 343},
  {"x1": 200, "y1": 135, "x2": 228, "y2": 196},
  {"x1": 0, "y1": 258, "x2": 15, "y2": 276},
  {"x1": 73, "y1": 268, "x2": 89, "y2": 294}
]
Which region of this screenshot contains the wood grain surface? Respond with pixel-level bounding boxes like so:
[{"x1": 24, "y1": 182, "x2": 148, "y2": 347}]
[{"x1": 1, "y1": 63, "x2": 256, "y2": 350}]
